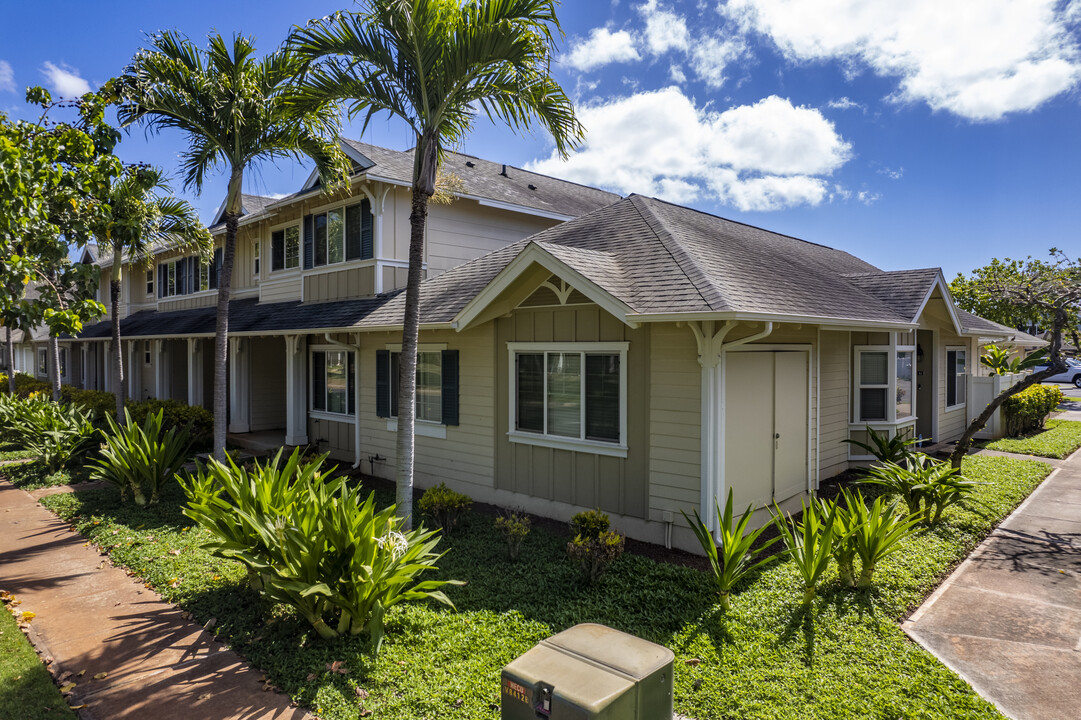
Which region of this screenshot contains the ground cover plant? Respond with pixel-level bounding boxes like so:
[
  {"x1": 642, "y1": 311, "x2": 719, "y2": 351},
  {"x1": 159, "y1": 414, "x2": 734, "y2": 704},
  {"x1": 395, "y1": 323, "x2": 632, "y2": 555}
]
[
  {"x1": 1, "y1": 459, "x2": 95, "y2": 491},
  {"x1": 981, "y1": 419, "x2": 1081, "y2": 459},
  {"x1": 0, "y1": 593, "x2": 77, "y2": 720},
  {"x1": 28, "y1": 453, "x2": 1051, "y2": 719}
]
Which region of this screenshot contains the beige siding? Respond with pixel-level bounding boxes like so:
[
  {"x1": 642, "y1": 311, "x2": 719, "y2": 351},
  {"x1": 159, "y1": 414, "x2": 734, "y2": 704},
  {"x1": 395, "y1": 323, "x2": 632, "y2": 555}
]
[
  {"x1": 425, "y1": 201, "x2": 555, "y2": 277},
  {"x1": 819, "y1": 330, "x2": 851, "y2": 479},
  {"x1": 159, "y1": 294, "x2": 217, "y2": 311},
  {"x1": 647, "y1": 323, "x2": 700, "y2": 521},
  {"x1": 260, "y1": 275, "x2": 302, "y2": 303},
  {"x1": 249, "y1": 336, "x2": 286, "y2": 431},
  {"x1": 304, "y1": 266, "x2": 376, "y2": 303},
  {"x1": 309, "y1": 416, "x2": 355, "y2": 458}
]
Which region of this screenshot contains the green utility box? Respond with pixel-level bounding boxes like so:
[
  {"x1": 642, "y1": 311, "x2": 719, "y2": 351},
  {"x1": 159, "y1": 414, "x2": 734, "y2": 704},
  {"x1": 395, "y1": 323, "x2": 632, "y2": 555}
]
[{"x1": 501, "y1": 623, "x2": 674, "y2": 720}]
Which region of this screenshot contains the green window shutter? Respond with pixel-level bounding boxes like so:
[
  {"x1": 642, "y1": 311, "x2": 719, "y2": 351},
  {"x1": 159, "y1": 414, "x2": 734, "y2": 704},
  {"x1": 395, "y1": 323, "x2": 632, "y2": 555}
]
[
  {"x1": 303, "y1": 214, "x2": 314, "y2": 269},
  {"x1": 348, "y1": 352, "x2": 356, "y2": 415},
  {"x1": 376, "y1": 349, "x2": 390, "y2": 418},
  {"x1": 441, "y1": 349, "x2": 459, "y2": 426},
  {"x1": 360, "y1": 199, "x2": 373, "y2": 260}
]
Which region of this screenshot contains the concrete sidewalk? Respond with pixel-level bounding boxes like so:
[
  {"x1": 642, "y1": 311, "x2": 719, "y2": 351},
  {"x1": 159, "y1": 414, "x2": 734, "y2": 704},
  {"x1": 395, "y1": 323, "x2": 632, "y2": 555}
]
[
  {"x1": 904, "y1": 446, "x2": 1081, "y2": 720},
  {"x1": 0, "y1": 480, "x2": 312, "y2": 720}
]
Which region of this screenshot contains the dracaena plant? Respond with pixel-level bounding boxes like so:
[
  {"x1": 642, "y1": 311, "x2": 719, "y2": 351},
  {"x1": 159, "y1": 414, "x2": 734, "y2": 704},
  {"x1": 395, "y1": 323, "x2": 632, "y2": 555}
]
[
  {"x1": 772, "y1": 497, "x2": 837, "y2": 607},
  {"x1": 179, "y1": 448, "x2": 462, "y2": 652},
  {"x1": 684, "y1": 489, "x2": 779, "y2": 611},
  {"x1": 90, "y1": 408, "x2": 191, "y2": 505}
]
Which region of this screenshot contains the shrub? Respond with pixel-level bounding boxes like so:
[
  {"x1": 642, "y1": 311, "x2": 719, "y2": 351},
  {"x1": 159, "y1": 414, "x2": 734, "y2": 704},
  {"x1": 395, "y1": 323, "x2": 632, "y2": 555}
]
[
  {"x1": 567, "y1": 530, "x2": 625, "y2": 583},
  {"x1": 89, "y1": 409, "x2": 192, "y2": 505},
  {"x1": 570, "y1": 508, "x2": 610, "y2": 539},
  {"x1": 180, "y1": 448, "x2": 461, "y2": 652},
  {"x1": 9, "y1": 373, "x2": 51, "y2": 398},
  {"x1": 60, "y1": 386, "x2": 117, "y2": 421},
  {"x1": 822, "y1": 492, "x2": 860, "y2": 588},
  {"x1": 684, "y1": 488, "x2": 779, "y2": 610},
  {"x1": 1003, "y1": 384, "x2": 1063, "y2": 437},
  {"x1": 771, "y1": 497, "x2": 837, "y2": 606},
  {"x1": 126, "y1": 399, "x2": 213, "y2": 451},
  {"x1": 417, "y1": 483, "x2": 472, "y2": 534},
  {"x1": 862, "y1": 453, "x2": 980, "y2": 526},
  {"x1": 842, "y1": 426, "x2": 918, "y2": 464},
  {"x1": 494, "y1": 510, "x2": 531, "y2": 561},
  {"x1": 3, "y1": 396, "x2": 99, "y2": 472}
]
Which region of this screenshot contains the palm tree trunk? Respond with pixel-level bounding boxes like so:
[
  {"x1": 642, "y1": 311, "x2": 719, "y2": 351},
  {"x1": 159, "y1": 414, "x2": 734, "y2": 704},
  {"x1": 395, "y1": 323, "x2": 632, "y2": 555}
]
[
  {"x1": 48, "y1": 335, "x2": 61, "y2": 402},
  {"x1": 5, "y1": 326, "x2": 13, "y2": 394},
  {"x1": 110, "y1": 247, "x2": 126, "y2": 421},
  {"x1": 213, "y1": 174, "x2": 242, "y2": 461},
  {"x1": 394, "y1": 186, "x2": 431, "y2": 530}
]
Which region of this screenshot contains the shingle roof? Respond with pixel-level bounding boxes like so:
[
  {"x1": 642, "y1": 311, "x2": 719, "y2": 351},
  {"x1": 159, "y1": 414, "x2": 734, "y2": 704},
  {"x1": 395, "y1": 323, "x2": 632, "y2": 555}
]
[{"x1": 842, "y1": 269, "x2": 940, "y2": 320}]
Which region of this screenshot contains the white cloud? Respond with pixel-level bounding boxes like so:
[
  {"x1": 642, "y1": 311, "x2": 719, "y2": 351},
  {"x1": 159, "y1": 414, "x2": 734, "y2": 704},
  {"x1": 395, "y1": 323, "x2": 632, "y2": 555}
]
[
  {"x1": 0, "y1": 61, "x2": 13, "y2": 93},
  {"x1": 528, "y1": 87, "x2": 851, "y2": 211},
  {"x1": 857, "y1": 190, "x2": 881, "y2": 205},
  {"x1": 566, "y1": 27, "x2": 642, "y2": 72},
  {"x1": 669, "y1": 64, "x2": 687, "y2": 83},
  {"x1": 639, "y1": 0, "x2": 690, "y2": 54},
  {"x1": 724, "y1": 0, "x2": 1081, "y2": 121},
  {"x1": 690, "y1": 34, "x2": 746, "y2": 88},
  {"x1": 40, "y1": 62, "x2": 91, "y2": 98},
  {"x1": 876, "y1": 165, "x2": 903, "y2": 180},
  {"x1": 827, "y1": 96, "x2": 865, "y2": 112}
]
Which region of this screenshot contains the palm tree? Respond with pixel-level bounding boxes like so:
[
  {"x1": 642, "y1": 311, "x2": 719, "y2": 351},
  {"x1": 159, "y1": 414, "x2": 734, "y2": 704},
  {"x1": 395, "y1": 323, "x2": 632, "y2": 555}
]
[
  {"x1": 99, "y1": 166, "x2": 211, "y2": 421},
  {"x1": 289, "y1": 0, "x2": 582, "y2": 527},
  {"x1": 116, "y1": 32, "x2": 348, "y2": 459}
]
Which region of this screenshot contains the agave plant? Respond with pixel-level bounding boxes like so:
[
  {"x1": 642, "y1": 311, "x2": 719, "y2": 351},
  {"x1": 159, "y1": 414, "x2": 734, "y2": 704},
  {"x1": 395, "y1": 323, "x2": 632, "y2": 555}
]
[
  {"x1": 842, "y1": 426, "x2": 919, "y2": 464},
  {"x1": 684, "y1": 489, "x2": 779, "y2": 611},
  {"x1": 179, "y1": 448, "x2": 461, "y2": 651},
  {"x1": 848, "y1": 493, "x2": 921, "y2": 588},
  {"x1": 90, "y1": 409, "x2": 191, "y2": 505},
  {"x1": 772, "y1": 498, "x2": 837, "y2": 606}
]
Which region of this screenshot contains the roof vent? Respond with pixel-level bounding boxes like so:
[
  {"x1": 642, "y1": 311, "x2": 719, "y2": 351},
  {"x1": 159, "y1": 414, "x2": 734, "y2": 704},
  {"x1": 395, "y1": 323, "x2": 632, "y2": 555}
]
[
  {"x1": 528, "y1": 184, "x2": 537, "y2": 191},
  {"x1": 465, "y1": 161, "x2": 475, "y2": 168},
  {"x1": 500, "y1": 164, "x2": 508, "y2": 177}
]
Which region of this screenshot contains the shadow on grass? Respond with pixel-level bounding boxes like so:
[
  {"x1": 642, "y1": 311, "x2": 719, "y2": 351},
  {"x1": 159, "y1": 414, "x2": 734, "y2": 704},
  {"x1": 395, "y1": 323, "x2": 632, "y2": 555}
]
[{"x1": 1, "y1": 459, "x2": 95, "y2": 491}]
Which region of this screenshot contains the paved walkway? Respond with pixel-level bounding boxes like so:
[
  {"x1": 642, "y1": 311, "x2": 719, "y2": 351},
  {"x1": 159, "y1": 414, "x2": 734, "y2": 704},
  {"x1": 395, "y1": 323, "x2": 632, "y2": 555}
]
[
  {"x1": 904, "y1": 438, "x2": 1081, "y2": 720},
  {"x1": 0, "y1": 480, "x2": 312, "y2": 720}
]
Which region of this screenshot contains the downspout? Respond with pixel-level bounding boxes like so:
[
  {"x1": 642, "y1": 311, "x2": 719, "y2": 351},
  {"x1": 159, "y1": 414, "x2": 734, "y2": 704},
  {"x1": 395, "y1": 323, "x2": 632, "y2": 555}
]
[{"x1": 324, "y1": 332, "x2": 363, "y2": 469}]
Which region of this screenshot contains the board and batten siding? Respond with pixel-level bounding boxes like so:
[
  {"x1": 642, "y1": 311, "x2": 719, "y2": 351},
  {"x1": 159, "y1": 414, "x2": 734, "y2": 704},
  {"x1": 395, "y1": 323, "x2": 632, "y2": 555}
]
[
  {"x1": 647, "y1": 323, "x2": 700, "y2": 524},
  {"x1": 818, "y1": 330, "x2": 850, "y2": 479},
  {"x1": 249, "y1": 336, "x2": 286, "y2": 432},
  {"x1": 494, "y1": 305, "x2": 650, "y2": 520},
  {"x1": 304, "y1": 265, "x2": 376, "y2": 303}
]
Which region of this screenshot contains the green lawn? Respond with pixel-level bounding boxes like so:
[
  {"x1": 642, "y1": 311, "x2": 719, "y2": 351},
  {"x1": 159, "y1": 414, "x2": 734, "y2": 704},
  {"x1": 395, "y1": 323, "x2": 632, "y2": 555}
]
[
  {"x1": 0, "y1": 442, "x2": 37, "y2": 462},
  {"x1": 33, "y1": 454, "x2": 1051, "y2": 720},
  {"x1": 1, "y1": 459, "x2": 94, "y2": 491},
  {"x1": 981, "y1": 419, "x2": 1081, "y2": 459},
  {"x1": 0, "y1": 600, "x2": 76, "y2": 720}
]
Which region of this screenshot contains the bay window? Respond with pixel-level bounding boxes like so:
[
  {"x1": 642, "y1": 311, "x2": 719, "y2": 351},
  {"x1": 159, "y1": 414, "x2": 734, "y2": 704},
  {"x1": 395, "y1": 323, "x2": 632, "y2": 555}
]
[
  {"x1": 855, "y1": 335, "x2": 917, "y2": 424},
  {"x1": 508, "y1": 342, "x2": 627, "y2": 455},
  {"x1": 946, "y1": 347, "x2": 967, "y2": 408}
]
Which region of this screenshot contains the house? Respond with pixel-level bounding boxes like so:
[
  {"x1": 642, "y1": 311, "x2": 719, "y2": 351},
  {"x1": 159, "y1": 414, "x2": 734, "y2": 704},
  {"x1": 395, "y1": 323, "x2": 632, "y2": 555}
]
[{"x1": 19, "y1": 141, "x2": 1024, "y2": 552}]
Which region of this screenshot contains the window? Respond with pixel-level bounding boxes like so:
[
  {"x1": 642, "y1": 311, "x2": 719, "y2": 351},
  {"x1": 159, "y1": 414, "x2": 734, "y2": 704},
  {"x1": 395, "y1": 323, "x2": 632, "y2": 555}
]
[
  {"x1": 376, "y1": 348, "x2": 459, "y2": 426},
  {"x1": 896, "y1": 350, "x2": 914, "y2": 419},
  {"x1": 857, "y1": 350, "x2": 889, "y2": 421},
  {"x1": 146, "y1": 270, "x2": 154, "y2": 296},
  {"x1": 389, "y1": 351, "x2": 443, "y2": 422},
  {"x1": 166, "y1": 262, "x2": 176, "y2": 296},
  {"x1": 306, "y1": 201, "x2": 372, "y2": 269},
  {"x1": 37, "y1": 348, "x2": 47, "y2": 375},
  {"x1": 310, "y1": 349, "x2": 355, "y2": 416},
  {"x1": 271, "y1": 226, "x2": 300, "y2": 271},
  {"x1": 199, "y1": 262, "x2": 210, "y2": 292},
  {"x1": 855, "y1": 335, "x2": 918, "y2": 425},
  {"x1": 58, "y1": 348, "x2": 67, "y2": 377},
  {"x1": 508, "y1": 343, "x2": 627, "y2": 452},
  {"x1": 947, "y1": 348, "x2": 967, "y2": 408},
  {"x1": 144, "y1": 340, "x2": 151, "y2": 366},
  {"x1": 253, "y1": 241, "x2": 260, "y2": 277}
]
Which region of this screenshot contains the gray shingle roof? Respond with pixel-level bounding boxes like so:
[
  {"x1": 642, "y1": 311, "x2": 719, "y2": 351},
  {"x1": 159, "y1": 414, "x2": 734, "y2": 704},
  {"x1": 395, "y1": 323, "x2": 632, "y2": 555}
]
[{"x1": 842, "y1": 269, "x2": 940, "y2": 320}]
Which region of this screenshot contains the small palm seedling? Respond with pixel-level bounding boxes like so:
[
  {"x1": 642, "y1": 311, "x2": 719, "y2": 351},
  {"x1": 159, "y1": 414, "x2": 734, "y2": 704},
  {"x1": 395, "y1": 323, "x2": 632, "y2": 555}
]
[
  {"x1": 684, "y1": 489, "x2": 779, "y2": 611},
  {"x1": 772, "y1": 497, "x2": 837, "y2": 607},
  {"x1": 848, "y1": 493, "x2": 921, "y2": 588},
  {"x1": 91, "y1": 408, "x2": 191, "y2": 505},
  {"x1": 843, "y1": 426, "x2": 919, "y2": 464}
]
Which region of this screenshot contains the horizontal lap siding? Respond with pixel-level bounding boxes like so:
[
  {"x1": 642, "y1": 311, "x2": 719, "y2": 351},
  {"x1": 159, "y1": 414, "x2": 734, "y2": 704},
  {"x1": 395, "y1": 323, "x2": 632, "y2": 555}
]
[
  {"x1": 819, "y1": 330, "x2": 850, "y2": 479},
  {"x1": 648, "y1": 323, "x2": 700, "y2": 522},
  {"x1": 425, "y1": 202, "x2": 553, "y2": 278},
  {"x1": 260, "y1": 277, "x2": 301, "y2": 303}
]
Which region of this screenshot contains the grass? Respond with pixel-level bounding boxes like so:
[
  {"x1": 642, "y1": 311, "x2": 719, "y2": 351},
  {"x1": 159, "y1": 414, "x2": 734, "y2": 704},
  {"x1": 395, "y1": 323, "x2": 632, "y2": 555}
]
[
  {"x1": 1, "y1": 458, "x2": 95, "y2": 491},
  {"x1": 0, "y1": 600, "x2": 77, "y2": 720},
  {"x1": 0, "y1": 442, "x2": 37, "y2": 462},
  {"x1": 32, "y1": 454, "x2": 1052, "y2": 720},
  {"x1": 981, "y1": 419, "x2": 1081, "y2": 459}
]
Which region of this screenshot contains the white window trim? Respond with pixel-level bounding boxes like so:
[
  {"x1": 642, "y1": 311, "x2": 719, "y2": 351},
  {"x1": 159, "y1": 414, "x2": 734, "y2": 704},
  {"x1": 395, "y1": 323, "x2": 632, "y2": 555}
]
[
  {"x1": 309, "y1": 345, "x2": 355, "y2": 418},
  {"x1": 385, "y1": 418, "x2": 447, "y2": 439},
  {"x1": 385, "y1": 343, "x2": 447, "y2": 423},
  {"x1": 253, "y1": 240, "x2": 261, "y2": 280},
  {"x1": 269, "y1": 221, "x2": 302, "y2": 274},
  {"x1": 854, "y1": 338, "x2": 917, "y2": 424},
  {"x1": 945, "y1": 345, "x2": 968, "y2": 411},
  {"x1": 506, "y1": 341, "x2": 629, "y2": 458}
]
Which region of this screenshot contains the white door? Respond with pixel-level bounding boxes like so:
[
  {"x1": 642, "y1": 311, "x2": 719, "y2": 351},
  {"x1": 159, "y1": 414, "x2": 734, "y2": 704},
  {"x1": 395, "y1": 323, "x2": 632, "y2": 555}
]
[{"x1": 723, "y1": 351, "x2": 809, "y2": 511}]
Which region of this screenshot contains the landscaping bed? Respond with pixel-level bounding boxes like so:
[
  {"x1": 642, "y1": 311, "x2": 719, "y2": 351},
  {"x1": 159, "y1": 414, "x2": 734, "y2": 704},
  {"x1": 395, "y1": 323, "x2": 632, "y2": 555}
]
[
  {"x1": 980, "y1": 419, "x2": 1081, "y2": 459},
  {"x1": 29, "y1": 454, "x2": 1050, "y2": 720}
]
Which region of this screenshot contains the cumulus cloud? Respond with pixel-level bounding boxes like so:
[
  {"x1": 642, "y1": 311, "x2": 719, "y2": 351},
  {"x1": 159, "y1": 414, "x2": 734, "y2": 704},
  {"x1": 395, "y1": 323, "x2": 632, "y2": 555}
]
[
  {"x1": 690, "y1": 34, "x2": 747, "y2": 88},
  {"x1": 639, "y1": 0, "x2": 690, "y2": 54},
  {"x1": 528, "y1": 87, "x2": 851, "y2": 211},
  {"x1": 723, "y1": 0, "x2": 1081, "y2": 120},
  {"x1": 0, "y1": 61, "x2": 13, "y2": 93},
  {"x1": 40, "y1": 62, "x2": 91, "y2": 97},
  {"x1": 566, "y1": 27, "x2": 642, "y2": 72}
]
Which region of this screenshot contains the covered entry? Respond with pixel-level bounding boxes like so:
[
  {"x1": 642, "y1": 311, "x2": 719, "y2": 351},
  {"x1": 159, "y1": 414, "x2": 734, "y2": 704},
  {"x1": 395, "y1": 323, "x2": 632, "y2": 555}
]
[{"x1": 723, "y1": 350, "x2": 809, "y2": 510}]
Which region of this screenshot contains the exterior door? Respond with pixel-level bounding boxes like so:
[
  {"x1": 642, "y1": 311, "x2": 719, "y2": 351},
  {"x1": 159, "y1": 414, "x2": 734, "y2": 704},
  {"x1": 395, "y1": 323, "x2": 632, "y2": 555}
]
[{"x1": 723, "y1": 351, "x2": 809, "y2": 511}]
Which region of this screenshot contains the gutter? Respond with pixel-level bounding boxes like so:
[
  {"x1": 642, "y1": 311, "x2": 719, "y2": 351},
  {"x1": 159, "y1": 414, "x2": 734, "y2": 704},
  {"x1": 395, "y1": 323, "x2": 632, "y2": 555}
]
[{"x1": 630, "y1": 310, "x2": 916, "y2": 331}]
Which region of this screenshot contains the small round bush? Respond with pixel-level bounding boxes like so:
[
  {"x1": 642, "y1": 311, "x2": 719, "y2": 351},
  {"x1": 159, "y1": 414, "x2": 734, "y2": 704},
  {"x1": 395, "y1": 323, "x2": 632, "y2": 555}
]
[
  {"x1": 570, "y1": 508, "x2": 610, "y2": 539},
  {"x1": 495, "y1": 510, "x2": 531, "y2": 561},
  {"x1": 417, "y1": 483, "x2": 472, "y2": 534}
]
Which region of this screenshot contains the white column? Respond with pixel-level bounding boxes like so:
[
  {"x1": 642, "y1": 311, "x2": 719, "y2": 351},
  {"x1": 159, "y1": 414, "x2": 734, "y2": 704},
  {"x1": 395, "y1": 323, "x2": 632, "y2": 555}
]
[
  {"x1": 153, "y1": 339, "x2": 167, "y2": 400},
  {"x1": 80, "y1": 345, "x2": 88, "y2": 390},
  {"x1": 187, "y1": 338, "x2": 201, "y2": 408},
  {"x1": 103, "y1": 340, "x2": 111, "y2": 393},
  {"x1": 127, "y1": 340, "x2": 138, "y2": 400},
  {"x1": 228, "y1": 337, "x2": 250, "y2": 433},
  {"x1": 285, "y1": 335, "x2": 308, "y2": 445},
  {"x1": 373, "y1": 202, "x2": 384, "y2": 294}
]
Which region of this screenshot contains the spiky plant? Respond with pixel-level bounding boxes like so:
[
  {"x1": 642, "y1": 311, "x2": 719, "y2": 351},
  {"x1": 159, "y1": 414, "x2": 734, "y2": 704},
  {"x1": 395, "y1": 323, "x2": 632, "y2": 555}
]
[{"x1": 772, "y1": 497, "x2": 837, "y2": 607}]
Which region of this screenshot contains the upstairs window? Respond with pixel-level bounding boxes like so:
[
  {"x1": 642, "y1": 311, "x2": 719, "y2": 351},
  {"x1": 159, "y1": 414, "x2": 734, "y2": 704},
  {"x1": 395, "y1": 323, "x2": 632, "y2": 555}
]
[
  {"x1": 253, "y1": 241, "x2": 260, "y2": 278},
  {"x1": 159, "y1": 253, "x2": 219, "y2": 298},
  {"x1": 271, "y1": 225, "x2": 300, "y2": 271},
  {"x1": 303, "y1": 200, "x2": 372, "y2": 269},
  {"x1": 946, "y1": 348, "x2": 967, "y2": 408},
  {"x1": 145, "y1": 270, "x2": 154, "y2": 296}
]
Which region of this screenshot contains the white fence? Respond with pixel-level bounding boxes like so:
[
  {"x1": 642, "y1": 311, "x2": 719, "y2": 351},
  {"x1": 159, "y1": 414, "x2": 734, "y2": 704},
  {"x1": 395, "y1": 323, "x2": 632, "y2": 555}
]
[{"x1": 968, "y1": 372, "x2": 1026, "y2": 440}]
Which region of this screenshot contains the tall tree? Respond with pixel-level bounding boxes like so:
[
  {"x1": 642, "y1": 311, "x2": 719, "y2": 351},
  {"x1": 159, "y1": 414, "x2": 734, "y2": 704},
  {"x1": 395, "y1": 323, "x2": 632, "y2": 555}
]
[
  {"x1": 98, "y1": 166, "x2": 211, "y2": 420},
  {"x1": 289, "y1": 0, "x2": 582, "y2": 527},
  {"x1": 116, "y1": 32, "x2": 348, "y2": 459},
  {"x1": 949, "y1": 249, "x2": 1081, "y2": 469}
]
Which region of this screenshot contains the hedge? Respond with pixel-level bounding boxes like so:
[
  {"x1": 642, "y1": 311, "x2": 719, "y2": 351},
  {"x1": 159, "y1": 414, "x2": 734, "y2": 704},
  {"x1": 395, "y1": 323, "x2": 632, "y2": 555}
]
[{"x1": 1003, "y1": 384, "x2": 1063, "y2": 437}]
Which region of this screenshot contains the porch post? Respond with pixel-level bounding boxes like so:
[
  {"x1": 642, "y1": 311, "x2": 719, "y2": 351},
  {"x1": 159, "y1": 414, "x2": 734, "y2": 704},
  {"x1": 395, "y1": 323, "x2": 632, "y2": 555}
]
[
  {"x1": 285, "y1": 334, "x2": 308, "y2": 446},
  {"x1": 127, "y1": 340, "x2": 137, "y2": 400},
  {"x1": 187, "y1": 338, "x2": 202, "y2": 408},
  {"x1": 373, "y1": 198, "x2": 384, "y2": 294},
  {"x1": 153, "y1": 339, "x2": 169, "y2": 400},
  {"x1": 80, "y1": 345, "x2": 88, "y2": 389},
  {"x1": 103, "y1": 340, "x2": 111, "y2": 393},
  {"x1": 690, "y1": 320, "x2": 736, "y2": 535},
  {"x1": 228, "y1": 336, "x2": 250, "y2": 433}
]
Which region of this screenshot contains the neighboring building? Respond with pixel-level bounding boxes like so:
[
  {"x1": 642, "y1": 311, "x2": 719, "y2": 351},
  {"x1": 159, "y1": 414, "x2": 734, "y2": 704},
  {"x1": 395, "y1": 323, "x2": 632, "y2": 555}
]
[{"x1": 11, "y1": 141, "x2": 1025, "y2": 552}]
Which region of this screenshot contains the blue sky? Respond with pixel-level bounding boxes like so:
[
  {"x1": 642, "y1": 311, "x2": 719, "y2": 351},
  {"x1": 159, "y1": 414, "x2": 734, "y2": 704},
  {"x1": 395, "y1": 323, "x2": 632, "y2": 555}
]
[{"x1": 2, "y1": 0, "x2": 1079, "y2": 278}]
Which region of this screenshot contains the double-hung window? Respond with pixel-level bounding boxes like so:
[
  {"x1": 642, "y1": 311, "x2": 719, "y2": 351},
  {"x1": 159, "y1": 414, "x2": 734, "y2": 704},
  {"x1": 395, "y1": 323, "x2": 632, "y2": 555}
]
[
  {"x1": 253, "y1": 241, "x2": 260, "y2": 278},
  {"x1": 375, "y1": 347, "x2": 459, "y2": 429},
  {"x1": 388, "y1": 351, "x2": 443, "y2": 422},
  {"x1": 508, "y1": 342, "x2": 627, "y2": 456},
  {"x1": 855, "y1": 336, "x2": 917, "y2": 424},
  {"x1": 271, "y1": 225, "x2": 300, "y2": 271},
  {"x1": 146, "y1": 270, "x2": 154, "y2": 297},
  {"x1": 37, "y1": 348, "x2": 47, "y2": 375},
  {"x1": 159, "y1": 254, "x2": 217, "y2": 298},
  {"x1": 946, "y1": 347, "x2": 967, "y2": 408},
  {"x1": 310, "y1": 349, "x2": 355, "y2": 417}
]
